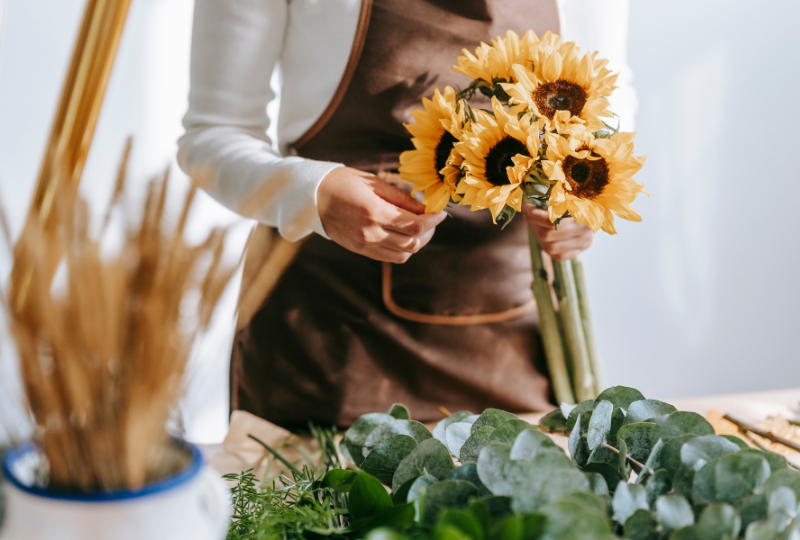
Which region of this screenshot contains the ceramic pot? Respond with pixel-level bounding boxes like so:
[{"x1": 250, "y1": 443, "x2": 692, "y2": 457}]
[{"x1": 0, "y1": 441, "x2": 229, "y2": 540}]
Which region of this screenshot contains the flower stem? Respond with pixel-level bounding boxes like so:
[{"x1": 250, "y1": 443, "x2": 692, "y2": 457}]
[
  {"x1": 528, "y1": 229, "x2": 575, "y2": 405},
  {"x1": 571, "y1": 257, "x2": 606, "y2": 394},
  {"x1": 552, "y1": 259, "x2": 595, "y2": 402}
]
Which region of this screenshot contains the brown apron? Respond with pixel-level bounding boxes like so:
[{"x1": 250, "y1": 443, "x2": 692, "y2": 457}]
[{"x1": 232, "y1": 0, "x2": 560, "y2": 428}]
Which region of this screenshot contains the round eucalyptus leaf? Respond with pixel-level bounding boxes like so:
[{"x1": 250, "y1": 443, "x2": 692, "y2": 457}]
[
  {"x1": 624, "y1": 508, "x2": 659, "y2": 540},
  {"x1": 460, "y1": 426, "x2": 495, "y2": 465},
  {"x1": 406, "y1": 474, "x2": 438, "y2": 504},
  {"x1": 567, "y1": 400, "x2": 595, "y2": 430},
  {"x1": 624, "y1": 399, "x2": 677, "y2": 425},
  {"x1": 392, "y1": 438, "x2": 455, "y2": 493},
  {"x1": 739, "y1": 449, "x2": 787, "y2": 472},
  {"x1": 714, "y1": 453, "x2": 771, "y2": 503},
  {"x1": 679, "y1": 435, "x2": 740, "y2": 471},
  {"x1": 651, "y1": 412, "x2": 715, "y2": 445},
  {"x1": 509, "y1": 428, "x2": 559, "y2": 460},
  {"x1": 476, "y1": 443, "x2": 528, "y2": 496},
  {"x1": 387, "y1": 403, "x2": 411, "y2": 420},
  {"x1": 583, "y1": 463, "x2": 625, "y2": 494},
  {"x1": 433, "y1": 411, "x2": 474, "y2": 445},
  {"x1": 418, "y1": 479, "x2": 478, "y2": 525},
  {"x1": 660, "y1": 434, "x2": 699, "y2": 480},
  {"x1": 765, "y1": 469, "x2": 800, "y2": 500},
  {"x1": 561, "y1": 491, "x2": 607, "y2": 513},
  {"x1": 720, "y1": 435, "x2": 750, "y2": 450},
  {"x1": 449, "y1": 463, "x2": 489, "y2": 496},
  {"x1": 643, "y1": 438, "x2": 665, "y2": 475},
  {"x1": 539, "y1": 409, "x2": 569, "y2": 432},
  {"x1": 535, "y1": 499, "x2": 611, "y2": 539},
  {"x1": 767, "y1": 486, "x2": 797, "y2": 532},
  {"x1": 645, "y1": 469, "x2": 672, "y2": 506},
  {"x1": 668, "y1": 525, "x2": 700, "y2": 540},
  {"x1": 511, "y1": 468, "x2": 591, "y2": 513},
  {"x1": 364, "y1": 420, "x2": 432, "y2": 452},
  {"x1": 585, "y1": 472, "x2": 609, "y2": 496},
  {"x1": 617, "y1": 422, "x2": 655, "y2": 465},
  {"x1": 445, "y1": 422, "x2": 474, "y2": 458},
  {"x1": 612, "y1": 481, "x2": 648, "y2": 524},
  {"x1": 560, "y1": 402, "x2": 578, "y2": 418},
  {"x1": 568, "y1": 412, "x2": 584, "y2": 458},
  {"x1": 531, "y1": 450, "x2": 576, "y2": 471},
  {"x1": 471, "y1": 495, "x2": 513, "y2": 521},
  {"x1": 734, "y1": 493, "x2": 769, "y2": 533},
  {"x1": 692, "y1": 457, "x2": 722, "y2": 504},
  {"x1": 345, "y1": 413, "x2": 395, "y2": 465},
  {"x1": 360, "y1": 434, "x2": 418, "y2": 486},
  {"x1": 696, "y1": 503, "x2": 742, "y2": 540},
  {"x1": 587, "y1": 400, "x2": 614, "y2": 451},
  {"x1": 595, "y1": 386, "x2": 646, "y2": 411},
  {"x1": 743, "y1": 521, "x2": 779, "y2": 540},
  {"x1": 655, "y1": 494, "x2": 694, "y2": 532},
  {"x1": 471, "y1": 409, "x2": 518, "y2": 434},
  {"x1": 488, "y1": 419, "x2": 535, "y2": 446}
]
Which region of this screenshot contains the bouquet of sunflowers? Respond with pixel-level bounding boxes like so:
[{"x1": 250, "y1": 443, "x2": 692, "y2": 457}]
[{"x1": 399, "y1": 31, "x2": 648, "y2": 405}]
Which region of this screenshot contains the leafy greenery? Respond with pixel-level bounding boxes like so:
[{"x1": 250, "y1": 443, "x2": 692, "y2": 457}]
[{"x1": 226, "y1": 388, "x2": 800, "y2": 540}]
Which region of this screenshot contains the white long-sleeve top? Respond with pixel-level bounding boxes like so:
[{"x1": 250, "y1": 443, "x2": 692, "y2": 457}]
[{"x1": 177, "y1": 0, "x2": 637, "y2": 242}]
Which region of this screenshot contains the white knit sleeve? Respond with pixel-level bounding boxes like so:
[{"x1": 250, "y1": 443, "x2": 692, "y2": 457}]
[
  {"x1": 558, "y1": 0, "x2": 638, "y2": 132},
  {"x1": 177, "y1": 0, "x2": 341, "y2": 241}
]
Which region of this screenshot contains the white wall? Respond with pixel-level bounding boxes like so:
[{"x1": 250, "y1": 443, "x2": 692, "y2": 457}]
[
  {"x1": 581, "y1": 1, "x2": 800, "y2": 399},
  {"x1": 0, "y1": 1, "x2": 798, "y2": 444}
]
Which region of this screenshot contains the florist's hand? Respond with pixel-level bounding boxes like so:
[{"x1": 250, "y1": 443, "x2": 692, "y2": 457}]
[
  {"x1": 523, "y1": 204, "x2": 594, "y2": 261},
  {"x1": 317, "y1": 167, "x2": 446, "y2": 264}
]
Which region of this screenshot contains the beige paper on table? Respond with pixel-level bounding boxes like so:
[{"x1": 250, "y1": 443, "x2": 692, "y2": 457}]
[{"x1": 211, "y1": 411, "x2": 326, "y2": 485}]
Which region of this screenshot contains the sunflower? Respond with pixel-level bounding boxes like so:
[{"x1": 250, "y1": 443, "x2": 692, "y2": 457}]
[
  {"x1": 501, "y1": 33, "x2": 618, "y2": 133},
  {"x1": 542, "y1": 124, "x2": 647, "y2": 234},
  {"x1": 452, "y1": 29, "x2": 542, "y2": 85},
  {"x1": 455, "y1": 97, "x2": 541, "y2": 222},
  {"x1": 399, "y1": 86, "x2": 468, "y2": 213}
]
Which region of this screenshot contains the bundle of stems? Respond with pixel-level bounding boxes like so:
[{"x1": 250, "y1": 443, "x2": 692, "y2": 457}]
[
  {"x1": 528, "y1": 230, "x2": 605, "y2": 405},
  {"x1": 5, "y1": 145, "x2": 238, "y2": 493}
]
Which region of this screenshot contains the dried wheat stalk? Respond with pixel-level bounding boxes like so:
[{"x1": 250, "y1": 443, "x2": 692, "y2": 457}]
[{"x1": 5, "y1": 143, "x2": 237, "y2": 492}]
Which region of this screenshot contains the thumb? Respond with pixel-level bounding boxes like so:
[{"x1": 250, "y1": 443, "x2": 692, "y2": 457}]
[{"x1": 371, "y1": 179, "x2": 427, "y2": 215}]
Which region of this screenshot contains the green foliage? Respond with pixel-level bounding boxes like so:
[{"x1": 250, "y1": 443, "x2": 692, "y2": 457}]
[{"x1": 225, "y1": 387, "x2": 800, "y2": 540}]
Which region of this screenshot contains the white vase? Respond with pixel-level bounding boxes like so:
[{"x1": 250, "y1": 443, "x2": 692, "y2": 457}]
[{"x1": 0, "y1": 441, "x2": 230, "y2": 540}]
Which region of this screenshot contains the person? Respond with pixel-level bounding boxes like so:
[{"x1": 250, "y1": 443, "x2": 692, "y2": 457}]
[{"x1": 178, "y1": 0, "x2": 636, "y2": 429}]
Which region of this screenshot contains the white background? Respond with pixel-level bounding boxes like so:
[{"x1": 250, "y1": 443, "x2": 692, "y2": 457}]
[{"x1": 0, "y1": 0, "x2": 798, "y2": 444}]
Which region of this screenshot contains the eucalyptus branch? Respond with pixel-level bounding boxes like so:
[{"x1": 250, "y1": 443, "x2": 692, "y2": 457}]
[{"x1": 598, "y1": 440, "x2": 650, "y2": 474}]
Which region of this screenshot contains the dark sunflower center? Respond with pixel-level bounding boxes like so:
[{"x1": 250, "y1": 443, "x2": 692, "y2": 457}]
[
  {"x1": 434, "y1": 131, "x2": 458, "y2": 181},
  {"x1": 484, "y1": 136, "x2": 529, "y2": 186},
  {"x1": 533, "y1": 80, "x2": 588, "y2": 119},
  {"x1": 563, "y1": 152, "x2": 609, "y2": 199}
]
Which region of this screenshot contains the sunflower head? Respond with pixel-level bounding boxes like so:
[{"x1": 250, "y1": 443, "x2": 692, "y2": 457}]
[
  {"x1": 501, "y1": 35, "x2": 618, "y2": 133},
  {"x1": 452, "y1": 30, "x2": 541, "y2": 85},
  {"x1": 455, "y1": 97, "x2": 541, "y2": 221},
  {"x1": 542, "y1": 124, "x2": 647, "y2": 234},
  {"x1": 399, "y1": 86, "x2": 468, "y2": 213}
]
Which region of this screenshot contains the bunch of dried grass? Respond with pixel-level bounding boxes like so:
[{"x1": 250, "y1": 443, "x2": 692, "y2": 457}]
[{"x1": 4, "y1": 142, "x2": 238, "y2": 493}]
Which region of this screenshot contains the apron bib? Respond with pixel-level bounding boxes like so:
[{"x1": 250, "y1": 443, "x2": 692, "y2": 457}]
[{"x1": 232, "y1": 0, "x2": 560, "y2": 427}]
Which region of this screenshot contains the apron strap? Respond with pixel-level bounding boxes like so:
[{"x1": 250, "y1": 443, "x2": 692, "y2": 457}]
[{"x1": 382, "y1": 262, "x2": 536, "y2": 326}]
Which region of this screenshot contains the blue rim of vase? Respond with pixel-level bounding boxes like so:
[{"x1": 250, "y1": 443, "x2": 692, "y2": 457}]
[{"x1": 1, "y1": 439, "x2": 202, "y2": 502}]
